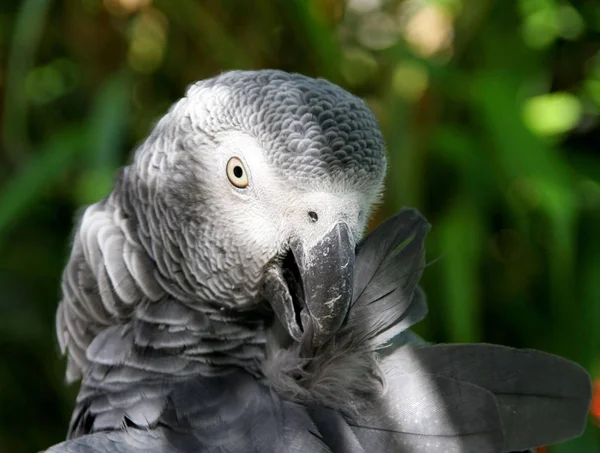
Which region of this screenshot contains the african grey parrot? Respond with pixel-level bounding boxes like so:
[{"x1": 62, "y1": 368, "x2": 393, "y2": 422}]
[{"x1": 45, "y1": 70, "x2": 591, "y2": 453}]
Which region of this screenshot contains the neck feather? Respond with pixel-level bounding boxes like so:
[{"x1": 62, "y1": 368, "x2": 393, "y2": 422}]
[{"x1": 57, "y1": 169, "x2": 268, "y2": 385}]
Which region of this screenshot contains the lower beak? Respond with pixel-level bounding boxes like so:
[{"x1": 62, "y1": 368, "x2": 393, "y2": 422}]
[{"x1": 262, "y1": 222, "x2": 355, "y2": 350}]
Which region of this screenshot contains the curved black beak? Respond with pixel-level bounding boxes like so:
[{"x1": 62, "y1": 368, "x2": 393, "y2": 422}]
[{"x1": 262, "y1": 222, "x2": 355, "y2": 350}]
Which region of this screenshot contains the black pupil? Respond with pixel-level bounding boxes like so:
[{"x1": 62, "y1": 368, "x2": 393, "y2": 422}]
[{"x1": 233, "y1": 166, "x2": 243, "y2": 178}]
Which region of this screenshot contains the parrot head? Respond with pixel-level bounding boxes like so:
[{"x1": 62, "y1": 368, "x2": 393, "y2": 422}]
[{"x1": 125, "y1": 70, "x2": 387, "y2": 348}]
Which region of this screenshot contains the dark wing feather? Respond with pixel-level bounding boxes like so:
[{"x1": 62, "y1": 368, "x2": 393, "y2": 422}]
[
  {"x1": 309, "y1": 407, "x2": 367, "y2": 453},
  {"x1": 343, "y1": 208, "x2": 430, "y2": 347},
  {"x1": 348, "y1": 373, "x2": 504, "y2": 453},
  {"x1": 352, "y1": 208, "x2": 427, "y2": 301},
  {"x1": 383, "y1": 344, "x2": 592, "y2": 451}
]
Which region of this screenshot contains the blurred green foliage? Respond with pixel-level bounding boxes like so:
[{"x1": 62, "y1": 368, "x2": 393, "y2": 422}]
[{"x1": 0, "y1": 0, "x2": 599, "y2": 451}]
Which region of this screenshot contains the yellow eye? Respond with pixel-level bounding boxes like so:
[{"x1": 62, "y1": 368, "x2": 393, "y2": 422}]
[{"x1": 226, "y1": 157, "x2": 249, "y2": 188}]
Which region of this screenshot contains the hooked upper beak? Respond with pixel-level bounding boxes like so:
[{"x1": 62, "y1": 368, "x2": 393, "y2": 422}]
[{"x1": 262, "y1": 222, "x2": 355, "y2": 350}]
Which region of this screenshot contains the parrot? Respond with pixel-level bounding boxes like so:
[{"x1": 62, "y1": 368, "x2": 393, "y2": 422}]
[{"x1": 45, "y1": 70, "x2": 591, "y2": 453}]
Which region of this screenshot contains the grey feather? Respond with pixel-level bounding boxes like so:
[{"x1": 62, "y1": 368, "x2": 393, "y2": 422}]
[
  {"x1": 48, "y1": 371, "x2": 334, "y2": 453},
  {"x1": 308, "y1": 408, "x2": 367, "y2": 453},
  {"x1": 348, "y1": 373, "x2": 505, "y2": 453},
  {"x1": 382, "y1": 343, "x2": 592, "y2": 451},
  {"x1": 343, "y1": 208, "x2": 430, "y2": 347},
  {"x1": 45, "y1": 430, "x2": 171, "y2": 453}
]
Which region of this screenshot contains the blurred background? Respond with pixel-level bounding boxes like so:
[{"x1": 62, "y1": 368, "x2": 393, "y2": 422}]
[{"x1": 0, "y1": 0, "x2": 599, "y2": 451}]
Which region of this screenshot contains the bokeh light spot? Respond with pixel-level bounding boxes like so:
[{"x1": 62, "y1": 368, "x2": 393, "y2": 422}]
[
  {"x1": 428, "y1": 0, "x2": 463, "y2": 15},
  {"x1": 557, "y1": 4, "x2": 585, "y2": 40},
  {"x1": 521, "y1": 7, "x2": 559, "y2": 49},
  {"x1": 347, "y1": 0, "x2": 382, "y2": 14},
  {"x1": 522, "y1": 92, "x2": 582, "y2": 136},
  {"x1": 127, "y1": 8, "x2": 168, "y2": 74},
  {"x1": 24, "y1": 59, "x2": 79, "y2": 105},
  {"x1": 391, "y1": 61, "x2": 429, "y2": 102},
  {"x1": 520, "y1": 1, "x2": 584, "y2": 48},
  {"x1": 399, "y1": 1, "x2": 454, "y2": 58},
  {"x1": 104, "y1": 0, "x2": 151, "y2": 16},
  {"x1": 341, "y1": 48, "x2": 378, "y2": 87},
  {"x1": 357, "y1": 12, "x2": 400, "y2": 50}
]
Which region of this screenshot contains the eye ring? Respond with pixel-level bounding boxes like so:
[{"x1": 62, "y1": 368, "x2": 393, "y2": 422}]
[{"x1": 226, "y1": 157, "x2": 249, "y2": 188}]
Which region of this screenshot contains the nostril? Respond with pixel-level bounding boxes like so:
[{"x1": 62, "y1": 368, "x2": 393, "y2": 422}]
[{"x1": 308, "y1": 211, "x2": 319, "y2": 223}]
